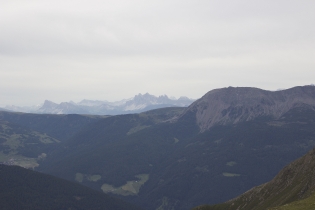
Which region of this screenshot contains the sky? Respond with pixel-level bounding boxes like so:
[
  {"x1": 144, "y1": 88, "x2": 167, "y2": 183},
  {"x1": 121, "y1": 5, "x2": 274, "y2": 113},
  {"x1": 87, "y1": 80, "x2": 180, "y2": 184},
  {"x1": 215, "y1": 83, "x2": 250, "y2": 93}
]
[{"x1": 1, "y1": 0, "x2": 315, "y2": 106}]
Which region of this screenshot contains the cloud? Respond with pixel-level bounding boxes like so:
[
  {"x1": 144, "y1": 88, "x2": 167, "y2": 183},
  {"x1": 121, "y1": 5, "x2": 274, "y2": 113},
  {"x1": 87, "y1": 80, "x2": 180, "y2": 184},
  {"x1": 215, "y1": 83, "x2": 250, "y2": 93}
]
[{"x1": 0, "y1": 0, "x2": 315, "y2": 106}]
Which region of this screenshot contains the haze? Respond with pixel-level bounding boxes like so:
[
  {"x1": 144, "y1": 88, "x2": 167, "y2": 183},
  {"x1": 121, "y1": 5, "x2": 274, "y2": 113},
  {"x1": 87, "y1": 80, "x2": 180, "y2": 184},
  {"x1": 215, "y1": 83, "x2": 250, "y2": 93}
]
[{"x1": 1, "y1": 0, "x2": 315, "y2": 106}]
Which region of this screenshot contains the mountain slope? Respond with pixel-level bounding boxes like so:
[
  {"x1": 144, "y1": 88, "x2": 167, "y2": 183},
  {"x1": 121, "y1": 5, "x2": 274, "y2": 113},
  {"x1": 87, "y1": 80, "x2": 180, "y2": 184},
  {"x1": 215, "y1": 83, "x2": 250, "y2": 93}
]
[
  {"x1": 269, "y1": 192, "x2": 315, "y2": 210},
  {"x1": 194, "y1": 147, "x2": 315, "y2": 210},
  {"x1": 0, "y1": 111, "x2": 106, "y2": 141},
  {"x1": 0, "y1": 120, "x2": 61, "y2": 168},
  {"x1": 0, "y1": 112, "x2": 109, "y2": 169},
  {"x1": 179, "y1": 85, "x2": 315, "y2": 131},
  {"x1": 0, "y1": 164, "x2": 142, "y2": 210}
]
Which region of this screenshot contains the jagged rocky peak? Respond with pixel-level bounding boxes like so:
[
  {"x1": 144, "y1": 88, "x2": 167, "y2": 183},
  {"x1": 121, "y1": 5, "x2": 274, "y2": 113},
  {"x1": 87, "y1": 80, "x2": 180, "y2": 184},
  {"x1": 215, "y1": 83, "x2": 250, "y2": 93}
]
[
  {"x1": 180, "y1": 85, "x2": 315, "y2": 132},
  {"x1": 41, "y1": 100, "x2": 58, "y2": 108},
  {"x1": 132, "y1": 93, "x2": 170, "y2": 104},
  {"x1": 133, "y1": 93, "x2": 158, "y2": 102},
  {"x1": 59, "y1": 102, "x2": 77, "y2": 108}
]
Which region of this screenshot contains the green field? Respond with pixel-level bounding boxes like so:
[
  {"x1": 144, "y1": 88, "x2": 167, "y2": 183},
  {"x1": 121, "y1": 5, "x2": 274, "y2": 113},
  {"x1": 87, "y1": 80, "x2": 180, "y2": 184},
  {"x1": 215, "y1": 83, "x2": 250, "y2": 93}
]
[
  {"x1": 101, "y1": 174, "x2": 149, "y2": 196},
  {"x1": 226, "y1": 161, "x2": 237, "y2": 166},
  {"x1": 222, "y1": 172, "x2": 241, "y2": 177},
  {"x1": 0, "y1": 152, "x2": 38, "y2": 168},
  {"x1": 268, "y1": 193, "x2": 315, "y2": 210},
  {"x1": 75, "y1": 173, "x2": 102, "y2": 183},
  {"x1": 127, "y1": 125, "x2": 150, "y2": 135}
]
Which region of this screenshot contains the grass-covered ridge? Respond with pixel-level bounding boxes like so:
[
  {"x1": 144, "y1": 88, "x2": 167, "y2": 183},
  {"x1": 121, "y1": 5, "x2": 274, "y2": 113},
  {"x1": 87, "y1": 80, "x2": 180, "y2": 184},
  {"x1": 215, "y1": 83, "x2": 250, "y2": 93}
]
[
  {"x1": 194, "y1": 147, "x2": 315, "y2": 210},
  {"x1": 269, "y1": 192, "x2": 315, "y2": 210}
]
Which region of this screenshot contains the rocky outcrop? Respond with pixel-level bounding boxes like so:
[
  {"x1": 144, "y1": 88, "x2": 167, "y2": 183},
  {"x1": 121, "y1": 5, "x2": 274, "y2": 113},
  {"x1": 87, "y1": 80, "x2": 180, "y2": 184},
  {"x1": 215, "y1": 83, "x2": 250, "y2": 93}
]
[{"x1": 179, "y1": 85, "x2": 315, "y2": 132}]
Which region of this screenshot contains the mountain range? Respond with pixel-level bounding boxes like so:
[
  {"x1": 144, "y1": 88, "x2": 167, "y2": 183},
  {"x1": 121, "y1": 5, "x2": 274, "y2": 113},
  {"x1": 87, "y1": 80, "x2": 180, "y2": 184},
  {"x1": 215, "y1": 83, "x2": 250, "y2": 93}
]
[
  {"x1": 0, "y1": 85, "x2": 315, "y2": 210},
  {"x1": 4, "y1": 93, "x2": 194, "y2": 115}
]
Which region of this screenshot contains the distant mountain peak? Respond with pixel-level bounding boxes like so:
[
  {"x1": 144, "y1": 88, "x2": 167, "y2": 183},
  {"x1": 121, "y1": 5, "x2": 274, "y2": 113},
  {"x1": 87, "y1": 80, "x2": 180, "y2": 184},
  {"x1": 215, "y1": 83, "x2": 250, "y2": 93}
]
[
  {"x1": 124, "y1": 93, "x2": 180, "y2": 111},
  {"x1": 42, "y1": 100, "x2": 58, "y2": 108}
]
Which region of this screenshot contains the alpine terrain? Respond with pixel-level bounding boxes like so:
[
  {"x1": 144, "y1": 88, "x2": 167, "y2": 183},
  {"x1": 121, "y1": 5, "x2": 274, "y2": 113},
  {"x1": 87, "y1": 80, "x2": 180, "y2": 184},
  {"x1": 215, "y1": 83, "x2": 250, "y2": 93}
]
[{"x1": 0, "y1": 85, "x2": 314, "y2": 210}]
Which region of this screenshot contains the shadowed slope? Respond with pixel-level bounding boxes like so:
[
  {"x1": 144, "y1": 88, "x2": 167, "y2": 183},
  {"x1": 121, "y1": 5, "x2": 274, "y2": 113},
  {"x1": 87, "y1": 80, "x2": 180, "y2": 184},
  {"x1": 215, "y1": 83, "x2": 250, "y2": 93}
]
[{"x1": 0, "y1": 164, "x2": 142, "y2": 210}]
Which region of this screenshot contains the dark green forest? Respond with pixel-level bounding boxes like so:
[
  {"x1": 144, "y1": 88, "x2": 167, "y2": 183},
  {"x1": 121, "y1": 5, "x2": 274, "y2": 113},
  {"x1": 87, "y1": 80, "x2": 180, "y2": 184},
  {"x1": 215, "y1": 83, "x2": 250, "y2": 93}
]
[{"x1": 0, "y1": 164, "x2": 142, "y2": 210}]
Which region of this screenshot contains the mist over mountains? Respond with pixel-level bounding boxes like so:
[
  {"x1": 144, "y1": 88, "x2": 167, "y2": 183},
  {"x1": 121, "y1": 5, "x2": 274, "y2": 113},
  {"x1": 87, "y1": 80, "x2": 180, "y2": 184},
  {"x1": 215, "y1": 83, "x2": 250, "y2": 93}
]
[{"x1": 4, "y1": 93, "x2": 194, "y2": 115}]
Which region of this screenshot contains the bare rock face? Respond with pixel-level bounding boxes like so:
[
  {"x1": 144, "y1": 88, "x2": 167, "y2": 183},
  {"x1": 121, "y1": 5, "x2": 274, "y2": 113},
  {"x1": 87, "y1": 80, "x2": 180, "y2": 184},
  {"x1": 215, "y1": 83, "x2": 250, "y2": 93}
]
[{"x1": 180, "y1": 85, "x2": 315, "y2": 132}]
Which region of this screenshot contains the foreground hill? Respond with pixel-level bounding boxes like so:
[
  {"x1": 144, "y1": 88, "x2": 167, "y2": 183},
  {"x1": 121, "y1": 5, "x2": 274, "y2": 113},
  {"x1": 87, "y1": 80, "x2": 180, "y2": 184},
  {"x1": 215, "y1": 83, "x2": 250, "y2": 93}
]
[
  {"x1": 0, "y1": 164, "x2": 142, "y2": 210},
  {"x1": 194, "y1": 147, "x2": 315, "y2": 210}
]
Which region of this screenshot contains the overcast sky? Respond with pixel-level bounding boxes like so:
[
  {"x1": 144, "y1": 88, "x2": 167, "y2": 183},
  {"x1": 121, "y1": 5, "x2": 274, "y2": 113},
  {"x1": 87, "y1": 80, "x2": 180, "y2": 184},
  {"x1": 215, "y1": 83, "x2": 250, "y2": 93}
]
[{"x1": 1, "y1": 0, "x2": 315, "y2": 106}]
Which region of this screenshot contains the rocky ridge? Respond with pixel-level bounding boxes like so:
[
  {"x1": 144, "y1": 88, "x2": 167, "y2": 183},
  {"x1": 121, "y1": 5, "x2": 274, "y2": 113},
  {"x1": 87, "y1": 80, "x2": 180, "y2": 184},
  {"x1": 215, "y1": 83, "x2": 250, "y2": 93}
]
[{"x1": 180, "y1": 85, "x2": 315, "y2": 132}]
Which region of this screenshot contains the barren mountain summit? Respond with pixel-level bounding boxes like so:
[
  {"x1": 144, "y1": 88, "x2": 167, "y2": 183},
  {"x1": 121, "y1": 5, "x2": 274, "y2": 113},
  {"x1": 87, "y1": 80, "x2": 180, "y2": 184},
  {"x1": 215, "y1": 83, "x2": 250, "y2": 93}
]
[{"x1": 179, "y1": 85, "x2": 315, "y2": 132}]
